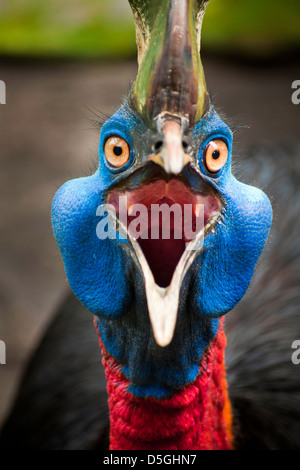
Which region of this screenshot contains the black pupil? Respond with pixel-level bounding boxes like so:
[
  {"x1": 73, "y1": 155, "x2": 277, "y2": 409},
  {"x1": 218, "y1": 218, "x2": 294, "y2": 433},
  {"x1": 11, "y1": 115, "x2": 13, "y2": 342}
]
[
  {"x1": 212, "y1": 150, "x2": 220, "y2": 160},
  {"x1": 113, "y1": 146, "x2": 123, "y2": 157}
]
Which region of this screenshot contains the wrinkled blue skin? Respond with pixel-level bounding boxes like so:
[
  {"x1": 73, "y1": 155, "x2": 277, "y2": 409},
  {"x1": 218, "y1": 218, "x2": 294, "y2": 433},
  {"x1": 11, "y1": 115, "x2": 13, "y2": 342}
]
[{"x1": 52, "y1": 102, "x2": 272, "y2": 398}]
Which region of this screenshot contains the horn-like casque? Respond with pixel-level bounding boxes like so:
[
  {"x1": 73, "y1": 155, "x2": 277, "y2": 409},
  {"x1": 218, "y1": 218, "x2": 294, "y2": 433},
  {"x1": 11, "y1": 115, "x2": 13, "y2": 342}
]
[{"x1": 129, "y1": 0, "x2": 209, "y2": 128}]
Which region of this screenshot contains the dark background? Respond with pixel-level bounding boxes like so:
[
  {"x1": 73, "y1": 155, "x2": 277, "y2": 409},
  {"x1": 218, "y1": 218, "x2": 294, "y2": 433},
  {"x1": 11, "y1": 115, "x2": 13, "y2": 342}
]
[{"x1": 0, "y1": 0, "x2": 299, "y2": 428}]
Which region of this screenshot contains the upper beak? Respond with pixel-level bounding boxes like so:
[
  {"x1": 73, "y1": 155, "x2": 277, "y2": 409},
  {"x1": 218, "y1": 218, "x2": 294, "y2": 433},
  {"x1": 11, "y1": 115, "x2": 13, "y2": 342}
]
[{"x1": 149, "y1": 120, "x2": 192, "y2": 175}]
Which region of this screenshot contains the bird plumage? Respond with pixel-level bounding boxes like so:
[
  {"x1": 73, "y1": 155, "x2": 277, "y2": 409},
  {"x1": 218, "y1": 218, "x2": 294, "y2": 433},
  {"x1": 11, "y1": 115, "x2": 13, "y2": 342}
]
[
  {"x1": 1, "y1": 0, "x2": 297, "y2": 450},
  {"x1": 1, "y1": 143, "x2": 299, "y2": 449}
]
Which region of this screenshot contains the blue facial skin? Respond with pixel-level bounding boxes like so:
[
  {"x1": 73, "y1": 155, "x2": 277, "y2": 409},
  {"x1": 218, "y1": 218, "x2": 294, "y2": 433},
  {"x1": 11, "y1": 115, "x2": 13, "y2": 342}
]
[{"x1": 52, "y1": 103, "x2": 273, "y2": 399}]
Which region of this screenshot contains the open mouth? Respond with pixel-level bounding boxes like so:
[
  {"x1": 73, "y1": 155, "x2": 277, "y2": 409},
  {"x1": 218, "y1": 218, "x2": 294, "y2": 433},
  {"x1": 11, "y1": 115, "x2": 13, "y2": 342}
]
[
  {"x1": 107, "y1": 175, "x2": 221, "y2": 286},
  {"x1": 106, "y1": 166, "x2": 222, "y2": 347}
]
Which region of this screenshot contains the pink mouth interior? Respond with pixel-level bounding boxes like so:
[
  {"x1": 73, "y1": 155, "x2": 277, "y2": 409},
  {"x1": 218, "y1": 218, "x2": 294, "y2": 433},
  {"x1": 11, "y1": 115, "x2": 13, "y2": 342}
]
[{"x1": 107, "y1": 179, "x2": 221, "y2": 288}]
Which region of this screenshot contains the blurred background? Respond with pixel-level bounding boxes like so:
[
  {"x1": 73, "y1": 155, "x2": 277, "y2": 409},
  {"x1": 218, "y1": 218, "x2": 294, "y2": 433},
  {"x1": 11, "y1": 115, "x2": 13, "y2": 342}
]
[
  {"x1": 0, "y1": 0, "x2": 300, "y2": 59},
  {"x1": 0, "y1": 0, "x2": 299, "y2": 429}
]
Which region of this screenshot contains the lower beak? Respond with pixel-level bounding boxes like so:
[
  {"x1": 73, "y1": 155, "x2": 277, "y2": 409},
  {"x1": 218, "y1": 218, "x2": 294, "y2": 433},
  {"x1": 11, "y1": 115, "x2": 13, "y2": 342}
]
[
  {"x1": 149, "y1": 120, "x2": 191, "y2": 175},
  {"x1": 128, "y1": 224, "x2": 206, "y2": 348}
]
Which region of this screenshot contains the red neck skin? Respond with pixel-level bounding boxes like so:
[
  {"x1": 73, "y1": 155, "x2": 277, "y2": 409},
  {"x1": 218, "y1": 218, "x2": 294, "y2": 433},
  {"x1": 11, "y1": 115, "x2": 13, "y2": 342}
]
[{"x1": 95, "y1": 319, "x2": 233, "y2": 451}]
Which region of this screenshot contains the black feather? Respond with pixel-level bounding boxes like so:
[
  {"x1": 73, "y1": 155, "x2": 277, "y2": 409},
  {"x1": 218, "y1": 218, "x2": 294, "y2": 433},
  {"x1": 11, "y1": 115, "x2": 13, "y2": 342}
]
[
  {"x1": 0, "y1": 294, "x2": 109, "y2": 450},
  {"x1": 227, "y1": 141, "x2": 300, "y2": 450}
]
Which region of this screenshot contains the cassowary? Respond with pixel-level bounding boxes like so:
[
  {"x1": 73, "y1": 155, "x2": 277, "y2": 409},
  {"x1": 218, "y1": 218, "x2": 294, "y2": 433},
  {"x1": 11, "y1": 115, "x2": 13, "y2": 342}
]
[{"x1": 1, "y1": 0, "x2": 300, "y2": 450}]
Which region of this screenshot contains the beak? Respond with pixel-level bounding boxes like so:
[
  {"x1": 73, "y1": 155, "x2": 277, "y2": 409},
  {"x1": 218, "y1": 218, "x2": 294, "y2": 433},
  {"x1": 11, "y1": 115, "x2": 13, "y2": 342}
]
[{"x1": 149, "y1": 120, "x2": 191, "y2": 174}]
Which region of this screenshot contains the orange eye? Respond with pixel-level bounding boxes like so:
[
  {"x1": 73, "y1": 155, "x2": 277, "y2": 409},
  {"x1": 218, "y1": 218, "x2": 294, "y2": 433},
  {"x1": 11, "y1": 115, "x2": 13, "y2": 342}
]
[
  {"x1": 204, "y1": 139, "x2": 228, "y2": 173},
  {"x1": 104, "y1": 136, "x2": 130, "y2": 168}
]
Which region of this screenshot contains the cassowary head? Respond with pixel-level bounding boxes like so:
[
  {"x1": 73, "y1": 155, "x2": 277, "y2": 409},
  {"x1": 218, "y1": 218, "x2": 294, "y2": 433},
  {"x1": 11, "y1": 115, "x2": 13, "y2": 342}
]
[{"x1": 52, "y1": 0, "x2": 272, "y2": 449}]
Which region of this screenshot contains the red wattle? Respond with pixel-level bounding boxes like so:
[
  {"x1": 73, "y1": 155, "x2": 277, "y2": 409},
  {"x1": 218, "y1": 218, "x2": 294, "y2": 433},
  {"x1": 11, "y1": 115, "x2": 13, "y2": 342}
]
[{"x1": 95, "y1": 318, "x2": 233, "y2": 450}]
